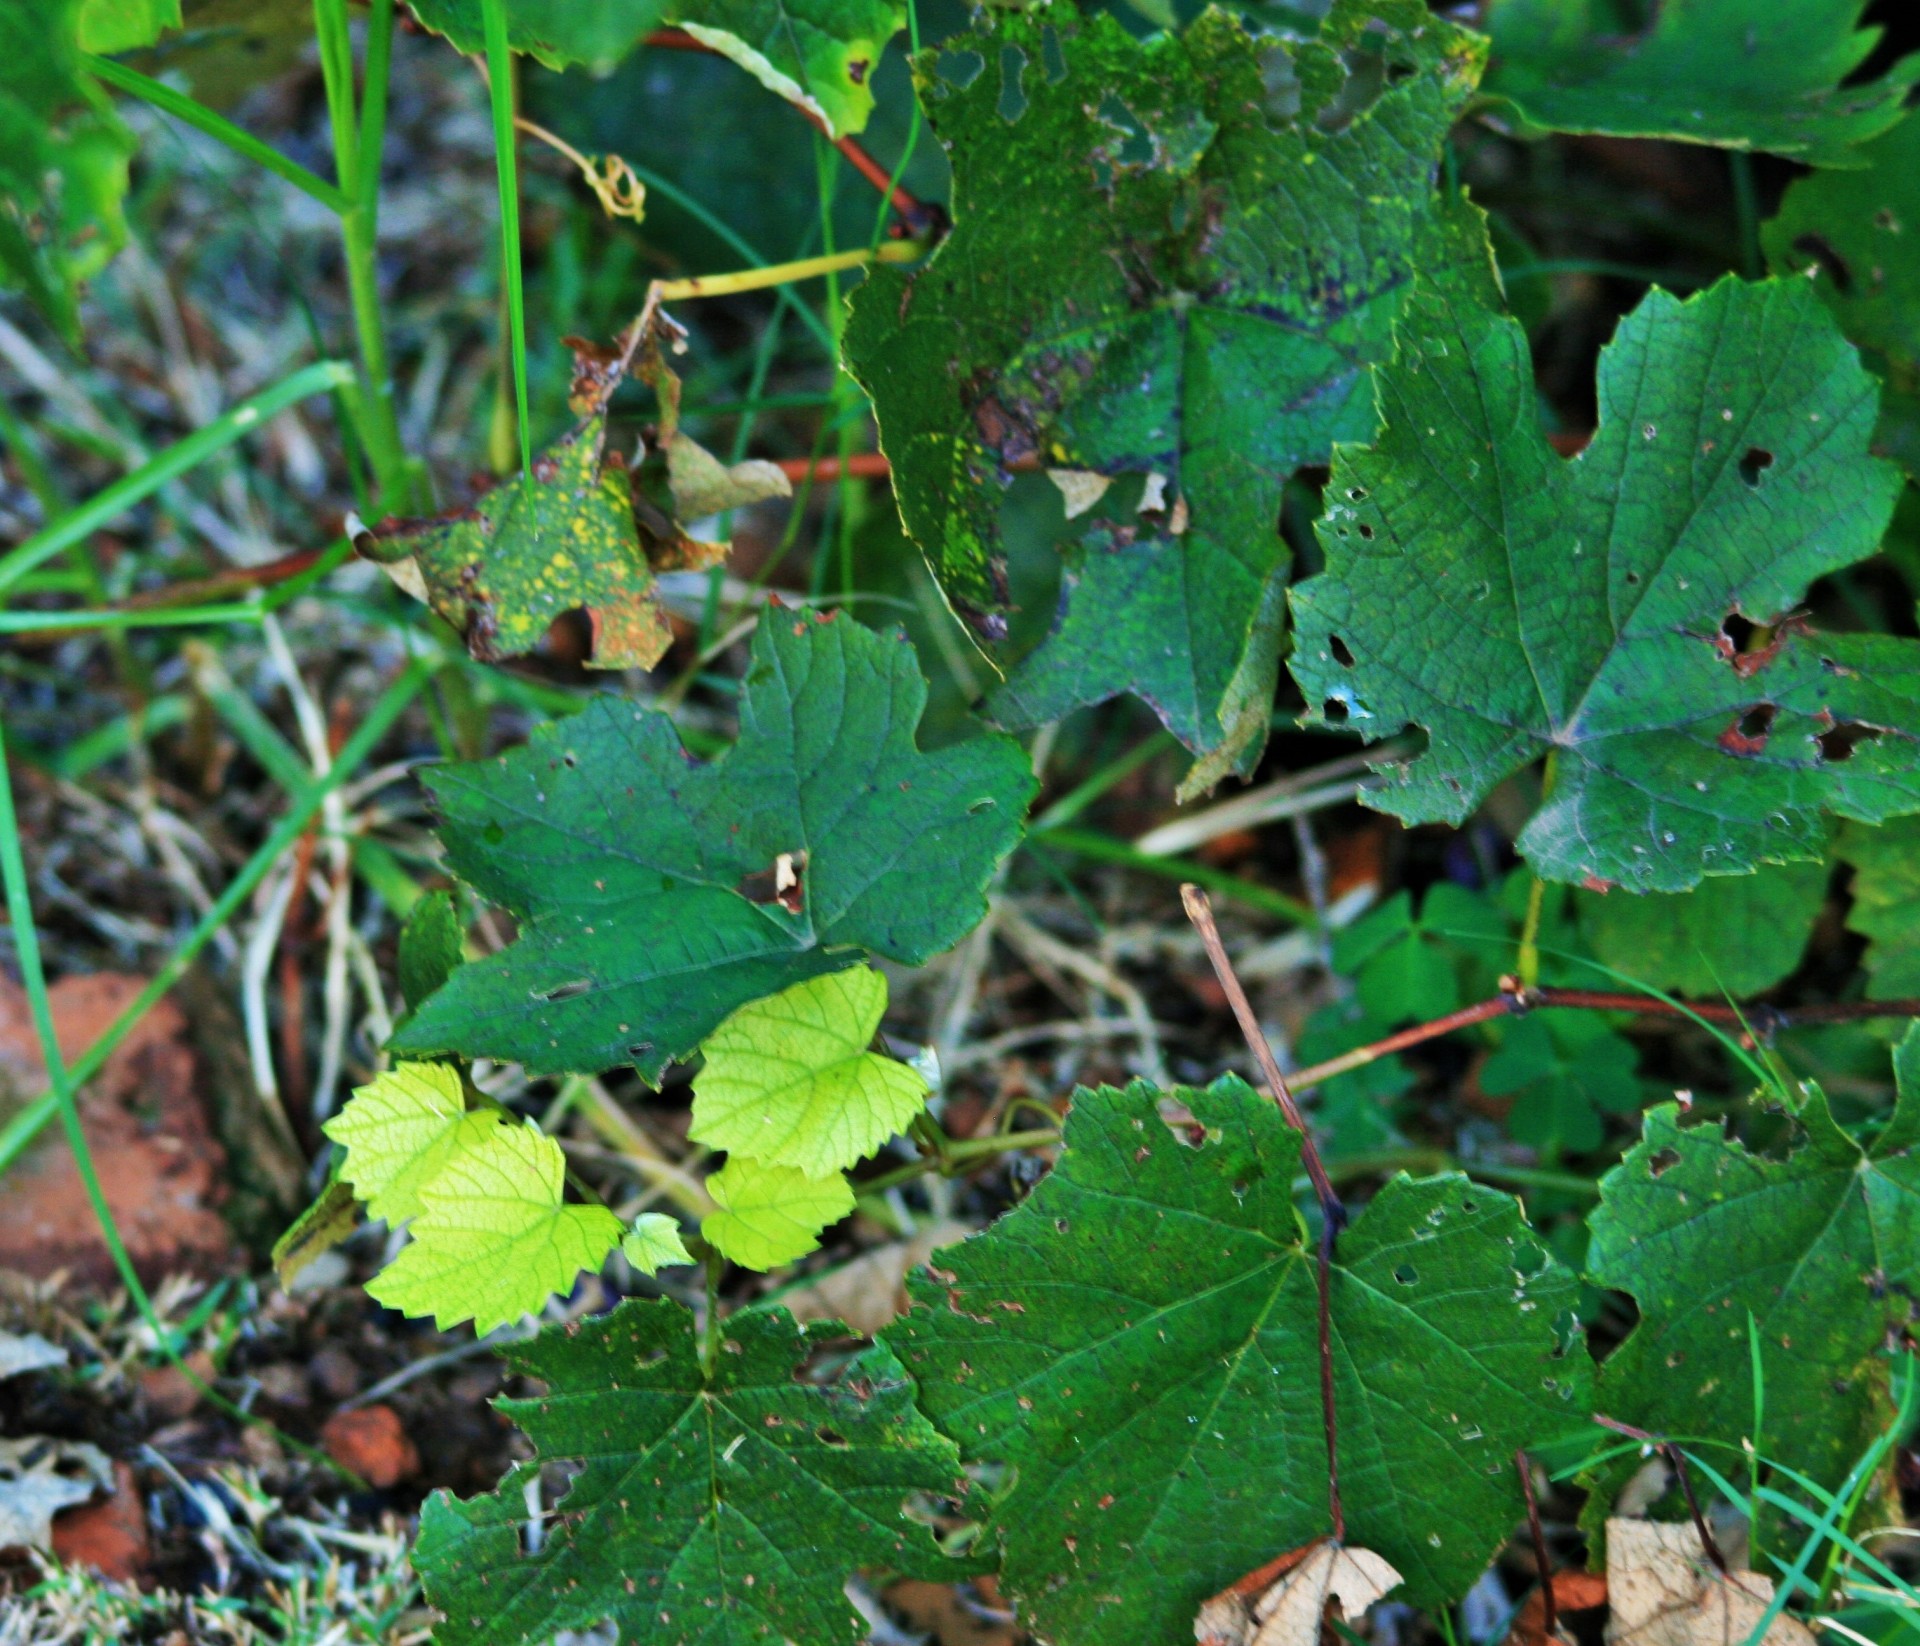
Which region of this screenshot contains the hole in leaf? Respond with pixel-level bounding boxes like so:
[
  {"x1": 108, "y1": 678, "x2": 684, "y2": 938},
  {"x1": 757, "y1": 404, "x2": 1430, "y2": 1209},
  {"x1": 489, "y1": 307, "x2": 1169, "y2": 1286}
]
[
  {"x1": 1040, "y1": 24, "x2": 1067, "y2": 83},
  {"x1": 1791, "y1": 232, "x2": 1854, "y2": 294},
  {"x1": 997, "y1": 45, "x2": 1028, "y2": 123},
  {"x1": 1818, "y1": 721, "x2": 1884, "y2": 762},
  {"x1": 1393, "y1": 1263, "x2": 1417, "y2": 1285},
  {"x1": 1738, "y1": 447, "x2": 1774, "y2": 487},
  {"x1": 1357, "y1": 522, "x2": 1375, "y2": 540},
  {"x1": 1648, "y1": 1147, "x2": 1681, "y2": 1178},
  {"x1": 1722, "y1": 612, "x2": 1757, "y2": 652},
  {"x1": 737, "y1": 850, "x2": 807, "y2": 913},
  {"x1": 1323, "y1": 697, "x2": 1349, "y2": 724},
  {"x1": 935, "y1": 48, "x2": 984, "y2": 89},
  {"x1": 1739, "y1": 704, "x2": 1777, "y2": 740},
  {"x1": 534, "y1": 978, "x2": 593, "y2": 1002},
  {"x1": 815, "y1": 1427, "x2": 850, "y2": 1447},
  {"x1": 1624, "y1": 570, "x2": 1641, "y2": 586},
  {"x1": 1329, "y1": 635, "x2": 1355, "y2": 667}
]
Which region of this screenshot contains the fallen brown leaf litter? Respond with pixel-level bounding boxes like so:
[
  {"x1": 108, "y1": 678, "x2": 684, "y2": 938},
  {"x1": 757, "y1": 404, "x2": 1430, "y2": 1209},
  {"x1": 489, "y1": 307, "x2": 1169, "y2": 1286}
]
[
  {"x1": 1197, "y1": 1540, "x2": 1404, "y2": 1646},
  {"x1": 1604, "y1": 1518, "x2": 1815, "y2": 1646}
]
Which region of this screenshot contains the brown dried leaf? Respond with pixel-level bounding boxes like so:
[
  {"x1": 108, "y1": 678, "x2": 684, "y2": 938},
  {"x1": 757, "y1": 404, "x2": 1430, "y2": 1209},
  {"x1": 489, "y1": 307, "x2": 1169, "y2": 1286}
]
[
  {"x1": 1197, "y1": 1540, "x2": 1403, "y2": 1646},
  {"x1": 1605, "y1": 1519, "x2": 1815, "y2": 1646}
]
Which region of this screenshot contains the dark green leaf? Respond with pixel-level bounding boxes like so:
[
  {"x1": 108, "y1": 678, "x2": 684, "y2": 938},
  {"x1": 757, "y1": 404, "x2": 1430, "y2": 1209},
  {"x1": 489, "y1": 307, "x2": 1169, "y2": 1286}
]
[
  {"x1": 1838, "y1": 817, "x2": 1920, "y2": 999},
  {"x1": 390, "y1": 611, "x2": 1034, "y2": 1080},
  {"x1": 1585, "y1": 1047, "x2": 1920, "y2": 1532},
  {"x1": 1575, "y1": 859, "x2": 1829, "y2": 999},
  {"x1": 1290, "y1": 200, "x2": 1915, "y2": 892},
  {"x1": 1480, "y1": 1014, "x2": 1643, "y2": 1154},
  {"x1": 846, "y1": 1, "x2": 1482, "y2": 792},
  {"x1": 417, "y1": 1299, "x2": 970, "y2": 1646},
  {"x1": 0, "y1": 0, "x2": 134, "y2": 339},
  {"x1": 1481, "y1": 0, "x2": 1920, "y2": 166},
  {"x1": 888, "y1": 1078, "x2": 1590, "y2": 1645},
  {"x1": 1332, "y1": 883, "x2": 1509, "y2": 1026},
  {"x1": 405, "y1": 0, "x2": 665, "y2": 72},
  {"x1": 397, "y1": 890, "x2": 465, "y2": 1018},
  {"x1": 355, "y1": 417, "x2": 680, "y2": 672}
]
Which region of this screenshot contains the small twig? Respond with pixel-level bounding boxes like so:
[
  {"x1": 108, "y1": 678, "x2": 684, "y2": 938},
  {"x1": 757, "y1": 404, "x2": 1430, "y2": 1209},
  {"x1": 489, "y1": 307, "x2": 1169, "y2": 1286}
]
[
  {"x1": 1592, "y1": 1415, "x2": 1728, "y2": 1575},
  {"x1": 1518, "y1": 1449, "x2": 1558, "y2": 1641},
  {"x1": 1183, "y1": 884, "x2": 1346, "y2": 1543}
]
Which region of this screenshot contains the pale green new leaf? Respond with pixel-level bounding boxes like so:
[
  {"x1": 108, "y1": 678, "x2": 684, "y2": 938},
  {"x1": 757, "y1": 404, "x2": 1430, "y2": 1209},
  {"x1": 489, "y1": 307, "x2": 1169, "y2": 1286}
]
[
  {"x1": 691, "y1": 967, "x2": 928, "y2": 1176},
  {"x1": 415, "y1": 1301, "x2": 971, "y2": 1646},
  {"x1": 78, "y1": 0, "x2": 179, "y2": 52},
  {"x1": 1291, "y1": 200, "x2": 1916, "y2": 891},
  {"x1": 621, "y1": 1213, "x2": 694, "y2": 1275},
  {"x1": 1481, "y1": 0, "x2": 1920, "y2": 166},
  {"x1": 322, "y1": 1061, "x2": 497, "y2": 1226},
  {"x1": 888, "y1": 1078, "x2": 1589, "y2": 1645},
  {"x1": 702, "y1": 1158, "x2": 854, "y2": 1271},
  {"x1": 663, "y1": 0, "x2": 904, "y2": 137},
  {"x1": 1585, "y1": 1042, "x2": 1920, "y2": 1536},
  {"x1": 1576, "y1": 859, "x2": 1829, "y2": 998},
  {"x1": 367, "y1": 1119, "x2": 622, "y2": 1333}
]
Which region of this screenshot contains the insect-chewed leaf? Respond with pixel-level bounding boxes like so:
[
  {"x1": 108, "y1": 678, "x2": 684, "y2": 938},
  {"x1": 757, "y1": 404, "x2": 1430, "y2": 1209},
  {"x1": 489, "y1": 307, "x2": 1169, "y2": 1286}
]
[
  {"x1": 1290, "y1": 197, "x2": 1915, "y2": 892},
  {"x1": 1603, "y1": 1519, "x2": 1814, "y2": 1646},
  {"x1": 702, "y1": 1157, "x2": 855, "y2": 1271},
  {"x1": 1838, "y1": 816, "x2": 1920, "y2": 998},
  {"x1": 690, "y1": 967, "x2": 929, "y2": 1176},
  {"x1": 0, "y1": 0, "x2": 135, "y2": 340},
  {"x1": 1584, "y1": 1032, "x2": 1920, "y2": 1539},
  {"x1": 621, "y1": 1212, "x2": 694, "y2": 1276},
  {"x1": 322, "y1": 1061, "x2": 495, "y2": 1226},
  {"x1": 886, "y1": 1078, "x2": 1589, "y2": 1646},
  {"x1": 389, "y1": 609, "x2": 1035, "y2": 1081},
  {"x1": 354, "y1": 416, "x2": 676, "y2": 671},
  {"x1": 846, "y1": 0, "x2": 1482, "y2": 793},
  {"x1": 366, "y1": 1117, "x2": 622, "y2": 1334},
  {"x1": 403, "y1": 0, "x2": 663, "y2": 71},
  {"x1": 661, "y1": 0, "x2": 904, "y2": 137},
  {"x1": 414, "y1": 1299, "x2": 971, "y2": 1646},
  {"x1": 1480, "y1": 0, "x2": 1920, "y2": 166}
]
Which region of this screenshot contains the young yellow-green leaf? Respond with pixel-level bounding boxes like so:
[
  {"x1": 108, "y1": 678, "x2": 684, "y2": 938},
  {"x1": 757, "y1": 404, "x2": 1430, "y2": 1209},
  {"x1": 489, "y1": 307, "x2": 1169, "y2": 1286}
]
[
  {"x1": 1290, "y1": 199, "x2": 1915, "y2": 892},
  {"x1": 77, "y1": 0, "x2": 179, "y2": 52},
  {"x1": 1576, "y1": 859, "x2": 1829, "y2": 999},
  {"x1": 1481, "y1": 0, "x2": 1920, "y2": 166},
  {"x1": 367, "y1": 1119, "x2": 621, "y2": 1333},
  {"x1": 621, "y1": 1213, "x2": 694, "y2": 1275},
  {"x1": 389, "y1": 611, "x2": 1034, "y2": 1082},
  {"x1": 887, "y1": 1078, "x2": 1590, "y2": 1645},
  {"x1": 702, "y1": 1158, "x2": 854, "y2": 1271},
  {"x1": 404, "y1": 0, "x2": 664, "y2": 72},
  {"x1": 662, "y1": 0, "x2": 904, "y2": 137},
  {"x1": 354, "y1": 417, "x2": 678, "y2": 672},
  {"x1": 690, "y1": 967, "x2": 929, "y2": 1176},
  {"x1": 1838, "y1": 817, "x2": 1920, "y2": 999},
  {"x1": 0, "y1": 0, "x2": 134, "y2": 339},
  {"x1": 846, "y1": 1, "x2": 1482, "y2": 791},
  {"x1": 415, "y1": 1300, "x2": 972, "y2": 1646},
  {"x1": 322, "y1": 1061, "x2": 497, "y2": 1227},
  {"x1": 1584, "y1": 1035, "x2": 1920, "y2": 1540}
]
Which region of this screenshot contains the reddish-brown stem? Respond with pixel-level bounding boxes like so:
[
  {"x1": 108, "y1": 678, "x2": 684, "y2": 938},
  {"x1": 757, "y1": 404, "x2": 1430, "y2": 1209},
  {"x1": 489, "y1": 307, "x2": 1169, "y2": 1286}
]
[
  {"x1": 1183, "y1": 883, "x2": 1346, "y2": 1542},
  {"x1": 772, "y1": 452, "x2": 893, "y2": 483},
  {"x1": 1284, "y1": 983, "x2": 1920, "y2": 1096},
  {"x1": 1592, "y1": 1415, "x2": 1727, "y2": 1575},
  {"x1": 643, "y1": 29, "x2": 938, "y2": 235},
  {"x1": 1518, "y1": 1449, "x2": 1557, "y2": 1641}
]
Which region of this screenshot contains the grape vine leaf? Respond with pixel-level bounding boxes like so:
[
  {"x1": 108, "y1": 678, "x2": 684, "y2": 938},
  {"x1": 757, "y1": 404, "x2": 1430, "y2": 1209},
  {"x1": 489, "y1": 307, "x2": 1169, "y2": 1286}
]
[
  {"x1": 396, "y1": 888, "x2": 465, "y2": 1017},
  {"x1": 0, "y1": 0, "x2": 134, "y2": 340},
  {"x1": 1838, "y1": 818, "x2": 1920, "y2": 999},
  {"x1": 390, "y1": 610, "x2": 1034, "y2": 1081},
  {"x1": 355, "y1": 417, "x2": 683, "y2": 672},
  {"x1": 663, "y1": 0, "x2": 904, "y2": 137},
  {"x1": 1331, "y1": 884, "x2": 1509, "y2": 1027},
  {"x1": 690, "y1": 966, "x2": 928, "y2": 1176},
  {"x1": 1764, "y1": 112, "x2": 1920, "y2": 472},
  {"x1": 702, "y1": 1157, "x2": 856, "y2": 1270},
  {"x1": 845, "y1": 1, "x2": 1483, "y2": 792},
  {"x1": 367, "y1": 1117, "x2": 622, "y2": 1333},
  {"x1": 404, "y1": 0, "x2": 665, "y2": 72},
  {"x1": 78, "y1": 0, "x2": 180, "y2": 52},
  {"x1": 1584, "y1": 1052, "x2": 1920, "y2": 1531},
  {"x1": 415, "y1": 1299, "x2": 971, "y2": 1646},
  {"x1": 1479, "y1": 0, "x2": 1920, "y2": 166},
  {"x1": 621, "y1": 1212, "x2": 694, "y2": 1275},
  {"x1": 1480, "y1": 1014, "x2": 1644, "y2": 1154},
  {"x1": 322, "y1": 1061, "x2": 496, "y2": 1226},
  {"x1": 1290, "y1": 199, "x2": 1916, "y2": 892},
  {"x1": 1575, "y1": 860, "x2": 1828, "y2": 999},
  {"x1": 886, "y1": 1078, "x2": 1590, "y2": 1646}
]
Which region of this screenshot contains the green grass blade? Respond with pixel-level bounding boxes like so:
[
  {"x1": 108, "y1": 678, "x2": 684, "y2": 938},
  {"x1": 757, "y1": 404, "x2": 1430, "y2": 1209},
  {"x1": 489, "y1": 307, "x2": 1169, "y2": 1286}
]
[
  {"x1": 0, "y1": 360, "x2": 354, "y2": 598},
  {"x1": 480, "y1": 0, "x2": 531, "y2": 476}
]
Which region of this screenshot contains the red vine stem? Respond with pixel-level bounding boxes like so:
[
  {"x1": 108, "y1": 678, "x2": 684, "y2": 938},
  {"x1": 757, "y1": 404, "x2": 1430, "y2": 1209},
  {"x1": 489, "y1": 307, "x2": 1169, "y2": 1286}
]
[
  {"x1": 1184, "y1": 884, "x2": 1347, "y2": 1544},
  {"x1": 1517, "y1": 1450, "x2": 1557, "y2": 1641}
]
